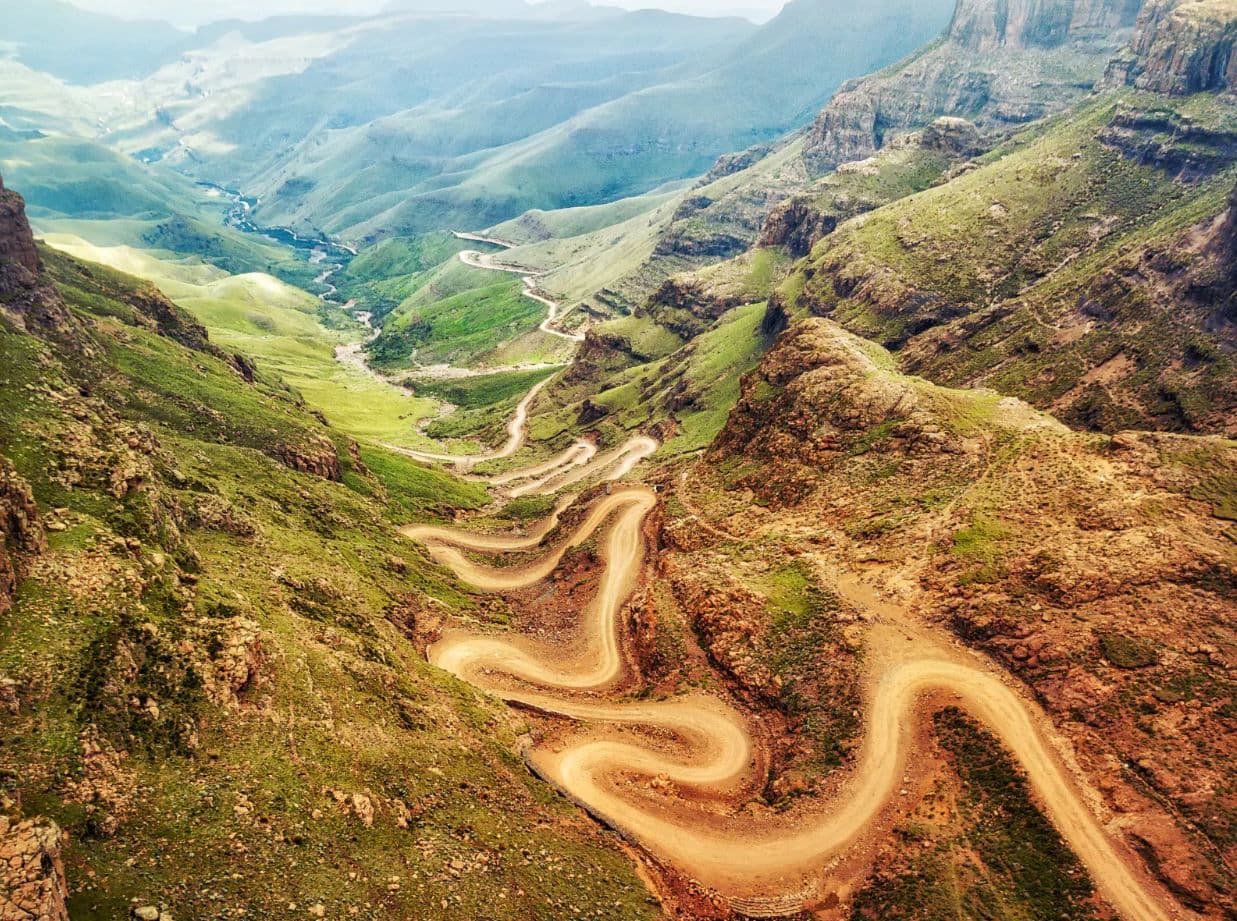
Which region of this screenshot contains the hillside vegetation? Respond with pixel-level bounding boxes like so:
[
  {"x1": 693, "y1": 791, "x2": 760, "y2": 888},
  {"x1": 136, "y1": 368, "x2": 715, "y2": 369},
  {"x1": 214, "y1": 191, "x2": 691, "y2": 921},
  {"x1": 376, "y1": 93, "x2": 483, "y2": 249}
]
[{"x1": 0, "y1": 180, "x2": 658, "y2": 921}]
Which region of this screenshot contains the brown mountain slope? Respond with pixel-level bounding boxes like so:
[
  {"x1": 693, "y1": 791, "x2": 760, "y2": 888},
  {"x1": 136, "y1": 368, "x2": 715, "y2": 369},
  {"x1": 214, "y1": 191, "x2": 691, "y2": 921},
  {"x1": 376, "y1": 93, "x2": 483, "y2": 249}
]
[{"x1": 694, "y1": 316, "x2": 1236, "y2": 915}]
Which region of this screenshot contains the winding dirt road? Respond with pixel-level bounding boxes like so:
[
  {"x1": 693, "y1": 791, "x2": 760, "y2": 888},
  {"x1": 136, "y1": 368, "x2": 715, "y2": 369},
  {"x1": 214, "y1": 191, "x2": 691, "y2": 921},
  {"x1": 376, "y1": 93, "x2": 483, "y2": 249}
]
[
  {"x1": 396, "y1": 231, "x2": 1185, "y2": 921},
  {"x1": 385, "y1": 377, "x2": 553, "y2": 471},
  {"x1": 454, "y1": 232, "x2": 585, "y2": 343},
  {"x1": 408, "y1": 489, "x2": 1184, "y2": 921}
]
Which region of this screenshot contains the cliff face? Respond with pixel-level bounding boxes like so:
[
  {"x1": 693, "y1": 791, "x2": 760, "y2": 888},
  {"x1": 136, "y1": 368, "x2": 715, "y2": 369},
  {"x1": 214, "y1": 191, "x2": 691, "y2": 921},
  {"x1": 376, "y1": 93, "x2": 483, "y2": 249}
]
[
  {"x1": 802, "y1": 0, "x2": 1144, "y2": 174},
  {"x1": 1105, "y1": 0, "x2": 1237, "y2": 94},
  {"x1": 0, "y1": 459, "x2": 44, "y2": 617},
  {"x1": 0, "y1": 176, "x2": 41, "y2": 281},
  {"x1": 0, "y1": 174, "x2": 74, "y2": 338},
  {"x1": 949, "y1": 0, "x2": 1144, "y2": 50}
]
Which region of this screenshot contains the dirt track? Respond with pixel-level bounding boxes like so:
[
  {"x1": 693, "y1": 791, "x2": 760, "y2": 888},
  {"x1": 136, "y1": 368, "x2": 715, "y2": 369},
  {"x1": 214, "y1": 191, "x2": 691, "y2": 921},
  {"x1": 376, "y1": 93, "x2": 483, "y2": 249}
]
[
  {"x1": 387, "y1": 377, "x2": 552, "y2": 470},
  {"x1": 407, "y1": 484, "x2": 1188, "y2": 921},
  {"x1": 396, "y1": 232, "x2": 1188, "y2": 920},
  {"x1": 454, "y1": 234, "x2": 585, "y2": 342}
]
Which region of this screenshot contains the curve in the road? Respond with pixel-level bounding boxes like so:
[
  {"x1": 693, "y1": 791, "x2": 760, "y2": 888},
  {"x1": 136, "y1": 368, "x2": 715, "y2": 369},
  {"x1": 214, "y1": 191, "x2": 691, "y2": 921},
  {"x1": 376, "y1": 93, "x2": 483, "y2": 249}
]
[
  {"x1": 401, "y1": 232, "x2": 1183, "y2": 921},
  {"x1": 407, "y1": 487, "x2": 1185, "y2": 921},
  {"x1": 387, "y1": 377, "x2": 553, "y2": 471},
  {"x1": 454, "y1": 233, "x2": 585, "y2": 343}
]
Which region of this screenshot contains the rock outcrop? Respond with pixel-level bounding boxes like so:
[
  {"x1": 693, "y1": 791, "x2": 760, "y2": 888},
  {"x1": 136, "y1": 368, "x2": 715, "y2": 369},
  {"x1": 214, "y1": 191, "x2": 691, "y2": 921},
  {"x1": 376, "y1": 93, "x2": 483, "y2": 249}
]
[
  {"x1": 273, "y1": 437, "x2": 343, "y2": 482},
  {"x1": 762, "y1": 118, "x2": 983, "y2": 258},
  {"x1": 759, "y1": 199, "x2": 840, "y2": 258},
  {"x1": 1097, "y1": 104, "x2": 1237, "y2": 179},
  {"x1": 948, "y1": 0, "x2": 1144, "y2": 51},
  {"x1": 802, "y1": 0, "x2": 1142, "y2": 174},
  {"x1": 1105, "y1": 0, "x2": 1237, "y2": 94},
  {"x1": 1221, "y1": 178, "x2": 1237, "y2": 264},
  {"x1": 0, "y1": 178, "x2": 40, "y2": 280},
  {"x1": 920, "y1": 115, "x2": 985, "y2": 155},
  {"x1": 0, "y1": 816, "x2": 70, "y2": 921},
  {"x1": 0, "y1": 459, "x2": 44, "y2": 617},
  {"x1": 0, "y1": 175, "x2": 75, "y2": 338}
]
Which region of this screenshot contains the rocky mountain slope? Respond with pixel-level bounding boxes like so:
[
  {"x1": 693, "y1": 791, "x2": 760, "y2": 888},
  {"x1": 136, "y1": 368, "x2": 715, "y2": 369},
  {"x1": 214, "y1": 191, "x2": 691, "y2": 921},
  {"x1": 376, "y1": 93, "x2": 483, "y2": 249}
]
[
  {"x1": 2, "y1": 0, "x2": 1236, "y2": 917},
  {"x1": 464, "y1": 0, "x2": 1156, "y2": 369},
  {"x1": 802, "y1": 0, "x2": 1144, "y2": 173},
  {"x1": 693, "y1": 316, "x2": 1235, "y2": 915},
  {"x1": 777, "y1": 83, "x2": 1236, "y2": 434}
]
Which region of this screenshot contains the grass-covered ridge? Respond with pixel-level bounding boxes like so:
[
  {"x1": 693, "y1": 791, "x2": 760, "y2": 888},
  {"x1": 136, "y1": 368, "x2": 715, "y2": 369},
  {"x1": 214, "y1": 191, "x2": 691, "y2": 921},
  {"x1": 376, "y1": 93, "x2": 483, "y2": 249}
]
[
  {"x1": 41, "y1": 235, "x2": 443, "y2": 450},
  {"x1": 1, "y1": 240, "x2": 659, "y2": 921},
  {"x1": 780, "y1": 90, "x2": 1237, "y2": 434}
]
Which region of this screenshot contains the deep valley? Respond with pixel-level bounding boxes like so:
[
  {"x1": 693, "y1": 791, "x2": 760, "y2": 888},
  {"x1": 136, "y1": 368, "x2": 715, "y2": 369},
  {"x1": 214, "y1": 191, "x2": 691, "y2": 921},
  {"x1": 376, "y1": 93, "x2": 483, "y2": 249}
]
[{"x1": 1, "y1": 1, "x2": 1234, "y2": 920}]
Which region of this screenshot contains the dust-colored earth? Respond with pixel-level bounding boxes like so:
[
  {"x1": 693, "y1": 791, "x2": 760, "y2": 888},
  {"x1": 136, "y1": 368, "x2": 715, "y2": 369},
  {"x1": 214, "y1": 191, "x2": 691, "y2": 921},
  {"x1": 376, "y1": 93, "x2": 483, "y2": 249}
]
[{"x1": 406, "y1": 484, "x2": 1186, "y2": 920}]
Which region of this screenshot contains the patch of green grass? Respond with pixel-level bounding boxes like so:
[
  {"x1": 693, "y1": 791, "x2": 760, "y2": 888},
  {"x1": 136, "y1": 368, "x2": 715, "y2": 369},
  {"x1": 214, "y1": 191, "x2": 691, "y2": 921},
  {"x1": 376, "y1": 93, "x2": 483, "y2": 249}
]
[
  {"x1": 368, "y1": 276, "x2": 548, "y2": 370},
  {"x1": 42, "y1": 237, "x2": 441, "y2": 449},
  {"x1": 410, "y1": 367, "x2": 559, "y2": 410},
  {"x1": 1192, "y1": 469, "x2": 1237, "y2": 521},
  {"x1": 1099, "y1": 632, "x2": 1159, "y2": 669},
  {"x1": 851, "y1": 709, "x2": 1100, "y2": 921},
  {"x1": 951, "y1": 515, "x2": 1011, "y2": 557},
  {"x1": 951, "y1": 514, "x2": 1013, "y2": 585}
]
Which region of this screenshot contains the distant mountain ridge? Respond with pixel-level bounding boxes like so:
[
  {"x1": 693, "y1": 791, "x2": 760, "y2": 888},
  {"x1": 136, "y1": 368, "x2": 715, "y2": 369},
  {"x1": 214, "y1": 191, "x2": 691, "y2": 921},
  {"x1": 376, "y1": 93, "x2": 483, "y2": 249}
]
[{"x1": 0, "y1": 0, "x2": 956, "y2": 241}]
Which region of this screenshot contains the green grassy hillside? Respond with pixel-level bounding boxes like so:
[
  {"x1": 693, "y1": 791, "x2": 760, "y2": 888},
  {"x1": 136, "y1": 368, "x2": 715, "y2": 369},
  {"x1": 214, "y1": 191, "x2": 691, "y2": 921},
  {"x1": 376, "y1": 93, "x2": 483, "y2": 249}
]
[
  {"x1": 0, "y1": 228, "x2": 659, "y2": 921},
  {"x1": 0, "y1": 134, "x2": 320, "y2": 290},
  {"x1": 41, "y1": 235, "x2": 442, "y2": 450},
  {"x1": 778, "y1": 90, "x2": 1237, "y2": 433}
]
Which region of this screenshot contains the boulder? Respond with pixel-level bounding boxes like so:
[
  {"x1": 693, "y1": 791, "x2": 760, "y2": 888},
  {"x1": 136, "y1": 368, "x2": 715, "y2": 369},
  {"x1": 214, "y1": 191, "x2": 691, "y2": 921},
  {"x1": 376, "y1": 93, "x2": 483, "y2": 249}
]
[
  {"x1": 0, "y1": 457, "x2": 44, "y2": 616},
  {"x1": 0, "y1": 816, "x2": 70, "y2": 921}
]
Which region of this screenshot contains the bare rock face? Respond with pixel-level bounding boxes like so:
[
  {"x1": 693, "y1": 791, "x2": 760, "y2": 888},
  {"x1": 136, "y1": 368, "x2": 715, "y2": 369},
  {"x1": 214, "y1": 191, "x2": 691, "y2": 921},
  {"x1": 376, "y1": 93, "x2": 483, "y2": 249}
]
[
  {"x1": 759, "y1": 199, "x2": 840, "y2": 258},
  {"x1": 949, "y1": 0, "x2": 1144, "y2": 51},
  {"x1": 0, "y1": 175, "x2": 75, "y2": 338},
  {"x1": 802, "y1": 0, "x2": 1141, "y2": 175},
  {"x1": 273, "y1": 437, "x2": 343, "y2": 482},
  {"x1": 1105, "y1": 0, "x2": 1237, "y2": 94},
  {"x1": 0, "y1": 458, "x2": 44, "y2": 617},
  {"x1": 0, "y1": 816, "x2": 71, "y2": 921},
  {"x1": 0, "y1": 176, "x2": 40, "y2": 280}
]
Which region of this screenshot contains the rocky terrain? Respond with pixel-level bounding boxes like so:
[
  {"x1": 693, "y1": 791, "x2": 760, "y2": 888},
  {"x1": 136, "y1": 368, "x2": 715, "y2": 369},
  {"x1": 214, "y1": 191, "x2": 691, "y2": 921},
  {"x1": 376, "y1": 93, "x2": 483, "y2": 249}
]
[
  {"x1": 2, "y1": 0, "x2": 1236, "y2": 918},
  {"x1": 695, "y1": 316, "x2": 1235, "y2": 915},
  {"x1": 778, "y1": 74, "x2": 1237, "y2": 434},
  {"x1": 1106, "y1": 0, "x2": 1237, "y2": 93},
  {"x1": 801, "y1": 0, "x2": 1144, "y2": 174},
  {"x1": 0, "y1": 816, "x2": 70, "y2": 921}
]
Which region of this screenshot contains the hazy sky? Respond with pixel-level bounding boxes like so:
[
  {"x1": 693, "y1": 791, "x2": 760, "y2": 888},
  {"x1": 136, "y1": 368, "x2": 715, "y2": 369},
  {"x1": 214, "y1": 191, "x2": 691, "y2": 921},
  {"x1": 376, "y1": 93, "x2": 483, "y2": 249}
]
[{"x1": 65, "y1": 0, "x2": 789, "y2": 28}]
